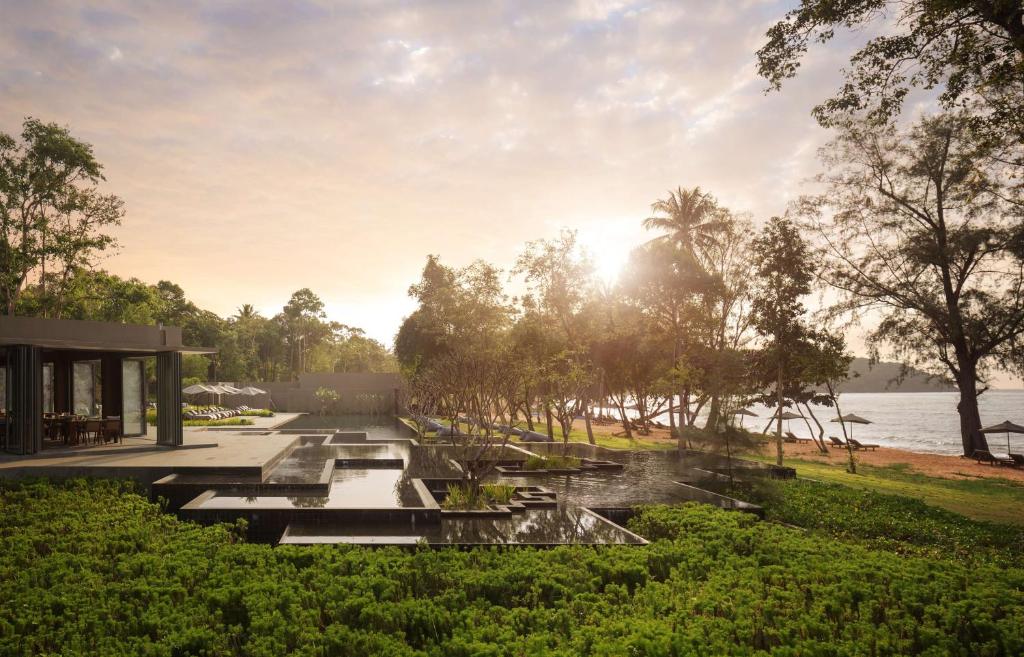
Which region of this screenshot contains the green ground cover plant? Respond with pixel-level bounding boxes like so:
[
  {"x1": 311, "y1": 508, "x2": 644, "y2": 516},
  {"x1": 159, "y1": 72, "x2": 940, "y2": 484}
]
[
  {"x1": 762, "y1": 457, "x2": 1024, "y2": 526},
  {"x1": 1, "y1": 478, "x2": 1021, "y2": 656},
  {"x1": 752, "y1": 479, "x2": 1024, "y2": 567}
]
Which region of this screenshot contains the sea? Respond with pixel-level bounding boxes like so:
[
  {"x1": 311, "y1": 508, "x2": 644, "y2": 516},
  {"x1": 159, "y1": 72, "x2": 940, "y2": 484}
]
[{"x1": 630, "y1": 391, "x2": 1024, "y2": 456}]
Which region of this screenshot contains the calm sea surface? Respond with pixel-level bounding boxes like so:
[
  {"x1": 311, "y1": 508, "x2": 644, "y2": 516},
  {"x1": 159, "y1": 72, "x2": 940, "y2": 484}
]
[
  {"x1": 738, "y1": 391, "x2": 1024, "y2": 456},
  {"x1": 629, "y1": 391, "x2": 1024, "y2": 456}
]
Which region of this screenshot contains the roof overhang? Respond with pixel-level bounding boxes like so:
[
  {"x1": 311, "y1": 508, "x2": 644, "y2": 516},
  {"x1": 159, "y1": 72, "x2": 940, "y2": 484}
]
[{"x1": 0, "y1": 316, "x2": 217, "y2": 355}]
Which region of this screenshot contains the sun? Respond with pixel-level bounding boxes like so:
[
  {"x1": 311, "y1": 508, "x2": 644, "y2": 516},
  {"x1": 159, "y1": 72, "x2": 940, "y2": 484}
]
[{"x1": 576, "y1": 225, "x2": 631, "y2": 287}]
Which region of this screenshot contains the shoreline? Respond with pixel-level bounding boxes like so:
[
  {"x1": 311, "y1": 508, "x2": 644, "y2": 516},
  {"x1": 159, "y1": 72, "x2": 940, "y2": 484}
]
[{"x1": 573, "y1": 419, "x2": 1024, "y2": 482}]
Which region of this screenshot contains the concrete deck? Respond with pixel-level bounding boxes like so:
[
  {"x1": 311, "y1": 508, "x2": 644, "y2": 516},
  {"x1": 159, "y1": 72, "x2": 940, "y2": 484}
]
[{"x1": 0, "y1": 413, "x2": 305, "y2": 485}]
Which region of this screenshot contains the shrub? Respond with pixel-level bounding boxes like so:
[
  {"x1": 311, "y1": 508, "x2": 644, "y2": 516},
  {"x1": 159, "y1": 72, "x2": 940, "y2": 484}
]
[
  {"x1": 755, "y1": 479, "x2": 1024, "y2": 566},
  {"x1": 1, "y1": 479, "x2": 1022, "y2": 656}
]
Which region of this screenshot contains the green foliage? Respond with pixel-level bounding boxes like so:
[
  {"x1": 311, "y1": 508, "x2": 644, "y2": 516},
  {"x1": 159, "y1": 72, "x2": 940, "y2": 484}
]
[
  {"x1": 238, "y1": 409, "x2": 274, "y2": 417},
  {"x1": 522, "y1": 455, "x2": 581, "y2": 470},
  {"x1": 441, "y1": 483, "x2": 517, "y2": 509},
  {"x1": 755, "y1": 479, "x2": 1024, "y2": 567},
  {"x1": 757, "y1": 0, "x2": 1024, "y2": 152},
  {"x1": 440, "y1": 483, "x2": 488, "y2": 510},
  {"x1": 480, "y1": 483, "x2": 516, "y2": 505},
  {"x1": 2, "y1": 478, "x2": 1023, "y2": 656}
]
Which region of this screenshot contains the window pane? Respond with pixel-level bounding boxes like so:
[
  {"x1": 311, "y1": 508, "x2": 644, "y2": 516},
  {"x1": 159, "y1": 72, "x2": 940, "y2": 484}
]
[
  {"x1": 122, "y1": 359, "x2": 144, "y2": 435},
  {"x1": 73, "y1": 362, "x2": 95, "y2": 416},
  {"x1": 42, "y1": 363, "x2": 53, "y2": 413}
]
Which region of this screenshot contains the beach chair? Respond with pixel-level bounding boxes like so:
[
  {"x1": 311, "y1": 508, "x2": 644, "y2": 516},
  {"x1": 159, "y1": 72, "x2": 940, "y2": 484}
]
[
  {"x1": 848, "y1": 438, "x2": 879, "y2": 451},
  {"x1": 828, "y1": 436, "x2": 848, "y2": 448},
  {"x1": 1009, "y1": 453, "x2": 1024, "y2": 468},
  {"x1": 972, "y1": 450, "x2": 1014, "y2": 466},
  {"x1": 785, "y1": 431, "x2": 812, "y2": 444}
]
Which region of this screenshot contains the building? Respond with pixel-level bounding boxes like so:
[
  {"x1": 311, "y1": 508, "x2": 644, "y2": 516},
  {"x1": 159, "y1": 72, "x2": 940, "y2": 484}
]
[{"x1": 0, "y1": 316, "x2": 213, "y2": 454}]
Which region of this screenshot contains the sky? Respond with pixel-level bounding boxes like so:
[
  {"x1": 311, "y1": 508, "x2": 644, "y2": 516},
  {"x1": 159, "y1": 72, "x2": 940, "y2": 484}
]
[{"x1": 5, "y1": 1, "x2": 1015, "y2": 385}]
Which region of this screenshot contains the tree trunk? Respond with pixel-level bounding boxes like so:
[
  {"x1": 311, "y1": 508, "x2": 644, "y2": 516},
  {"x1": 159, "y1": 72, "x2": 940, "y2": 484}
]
[
  {"x1": 828, "y1": 385, "x2": 856, "y2": 474},
  {"x1": 544, "y1": 404, "x2": 555, "y2": 440},
  {"x1": 584, "y1": 401, "x2": 595, "y2": 445},
  {"x1": 802, "y1": 402, "x2": 828, "y2": 453},
  {"x1": 955, "y1": 360, "x2": 990, "y2": 455},
  {"x1": 668, "y1": 396, "x2": 677, "y2": 444},
  {"x1": 524, "y1": 386, "x2": 535, "y2": 431},
  {"x1": 775, "y1": 361, "x2": 784, "y2": 466},
  {"x1": 703, "y1": 395, "x2": 721, "y2": 433}
]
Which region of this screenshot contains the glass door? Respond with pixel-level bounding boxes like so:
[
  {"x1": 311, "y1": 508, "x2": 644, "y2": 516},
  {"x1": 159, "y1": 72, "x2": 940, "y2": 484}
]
[{"x1": 121, "y1": 359, "x2": 145, "y2": 436}]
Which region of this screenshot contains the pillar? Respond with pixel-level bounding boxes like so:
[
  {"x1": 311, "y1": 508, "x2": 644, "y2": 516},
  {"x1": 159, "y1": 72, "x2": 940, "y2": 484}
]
[
  {"x1": 5, "y1": 345, "x2": 43, "y2": 454},
  {"x1": 156, "y1": 351, "x2": 182, "y2": 446}
]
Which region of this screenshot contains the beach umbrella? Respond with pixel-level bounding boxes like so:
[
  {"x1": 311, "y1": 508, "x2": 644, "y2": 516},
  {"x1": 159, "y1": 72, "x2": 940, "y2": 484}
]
[
  {"x1": 238, "y1": 386, "x2": 266, "y2": 396},
  {"x1": 767, "y1": 409, "x2": 804, "y2": 435},
  {"x1": 182, "y1": 384, "x2": 215, "y2": 395},
  {"x1": 732, "y1": 408, "x2": 757, "y2": 428},
  {"x1": 831, "y1": 413, "x2": 872, "y2": 441},
  {"x1": 980, "y1": 420, "x2": 1024, "y2": 455},
  {"x1": 218, "y1": 384, "x2": 243, "y2": 395}
]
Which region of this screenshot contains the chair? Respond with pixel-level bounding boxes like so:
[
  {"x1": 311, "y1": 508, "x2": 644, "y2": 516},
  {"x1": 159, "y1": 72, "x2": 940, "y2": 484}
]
[
  {"x1": 973, "y1": 450, "x2": 1015, "y2": 466},
  {"x1": 848, "y1": 438, "x2": 879, "y2": 451},
  {"x1": 786, "y1": 431, "x2": 813, "y2": 444},
  {"x1": 1008, "y1": 453, "x2": 1024, "y2": 468},
  {"x1": 103, "y1": 419, "x2": 121, "y2": 444},
  {"x1": 84, "y1": 419, "x2": 103, "y2": 445},
  {"x1": 828, "y1": 436, "x2": 848, "y2": 448}
]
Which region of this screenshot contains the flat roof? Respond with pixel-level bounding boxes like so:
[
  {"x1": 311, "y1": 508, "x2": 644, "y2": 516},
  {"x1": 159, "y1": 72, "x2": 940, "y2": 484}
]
[{"x1": 0, "y1": 316, "x2": 216, "y2": 355}]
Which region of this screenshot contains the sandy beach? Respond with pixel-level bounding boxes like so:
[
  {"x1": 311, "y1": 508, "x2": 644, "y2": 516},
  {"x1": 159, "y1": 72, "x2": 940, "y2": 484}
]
[{"x1": 580, "y1": 419, "x2": 1024, "y2": 482}]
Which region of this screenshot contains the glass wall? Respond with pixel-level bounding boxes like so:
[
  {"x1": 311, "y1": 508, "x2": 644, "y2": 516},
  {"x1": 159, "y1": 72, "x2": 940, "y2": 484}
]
[
  {"x1": 72, "y1": 361, "x2": 98, "y2": 416},
  {"x1": 122, "y1": 359, "x2": 145, "y2": 436},
  {"x1": 42, "y1": 363, "x2": 53, "y2": 413}
]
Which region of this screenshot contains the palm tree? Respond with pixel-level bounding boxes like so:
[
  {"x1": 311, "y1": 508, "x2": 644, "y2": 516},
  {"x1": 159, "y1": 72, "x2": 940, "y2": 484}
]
[
  {"x1": 234, "y1": 303, "x2": 258, "y2": 321},
  {"x1": 643, "y1": 186, "x2": 728, "y2": 271}
]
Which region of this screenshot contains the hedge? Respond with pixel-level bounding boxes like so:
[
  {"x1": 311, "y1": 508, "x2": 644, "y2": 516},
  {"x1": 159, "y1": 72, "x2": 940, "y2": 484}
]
[{"x1": 0, "y1": 479, "x2": 1021, "y2": 656}]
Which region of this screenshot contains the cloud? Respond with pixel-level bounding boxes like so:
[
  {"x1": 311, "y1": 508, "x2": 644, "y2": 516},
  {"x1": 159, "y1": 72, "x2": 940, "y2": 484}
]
[{"x1": 0, "y1": 0, "x2": 848, "y2": 348}]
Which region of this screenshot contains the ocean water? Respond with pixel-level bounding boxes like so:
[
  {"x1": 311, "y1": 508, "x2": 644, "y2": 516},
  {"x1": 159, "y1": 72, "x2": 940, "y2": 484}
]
[{"x1": 734, "y1": 391, "x2": 1024, "y2": 456}]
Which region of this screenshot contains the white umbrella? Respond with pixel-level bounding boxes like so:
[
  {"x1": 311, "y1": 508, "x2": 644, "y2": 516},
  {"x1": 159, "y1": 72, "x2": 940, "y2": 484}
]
[
  {"x1": 238, "y1": 386, "x2": 266, "y2": 395},
  {"x1": 218, "y1": 385, "x2": 243, "y2": 395},
  {"x1": 182, "y1": 384, "x2": 215, "y2": 395}
]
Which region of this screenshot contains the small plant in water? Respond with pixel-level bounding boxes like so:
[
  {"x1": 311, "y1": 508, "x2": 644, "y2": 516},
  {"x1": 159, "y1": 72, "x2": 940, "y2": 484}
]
[
  {"x1": 522, "y1": 455, "x2": 581, "y2": 470},
  {"x1": 441, "y1": 483, "x2": 488, "y2": 510},
  {"x1": 481, "y1": 483, "x2": 516, "y2": 505}
]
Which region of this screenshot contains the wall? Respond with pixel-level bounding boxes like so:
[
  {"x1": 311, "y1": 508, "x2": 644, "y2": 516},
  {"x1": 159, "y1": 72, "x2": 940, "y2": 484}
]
[{"x1": 234, "y1": 372, "x2": 403, "y2": 414}]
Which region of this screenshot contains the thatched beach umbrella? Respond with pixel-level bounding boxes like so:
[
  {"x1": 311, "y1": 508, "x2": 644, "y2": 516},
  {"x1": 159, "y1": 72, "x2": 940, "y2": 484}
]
[
  {"x1": 768, "y1": 409, "x2": 804, "y2": 434},
  {"x1": 732, "y1": 408, "x2": 757, "y2": 428},
  {"x1": 831, "y1": 413, "x2": 872, "y2": 441},
  {"x1": 980, "y1": 420, "x2": 1024, "y2": 455}
]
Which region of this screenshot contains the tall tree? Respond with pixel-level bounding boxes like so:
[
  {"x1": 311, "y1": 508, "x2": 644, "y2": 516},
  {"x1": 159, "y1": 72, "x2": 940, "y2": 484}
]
[
  {"x1": 0, "y1": 118, "x2": 123, "y2": 314},
  {"x1": 800, "y1": 113, "x2": 1024, "y2": 456},
  {"x1": 643, "y1": 186, "x2": 730, "y2": 273},
  {"x1": 751, "y1": 217, "x2": 815, "y2": 466},
  {"x1": 758, "y1": 0, "x2": 1024, "y2": 156},
  {"x1": 514, "y1": 230, "x2": 599, "y2": 445}
]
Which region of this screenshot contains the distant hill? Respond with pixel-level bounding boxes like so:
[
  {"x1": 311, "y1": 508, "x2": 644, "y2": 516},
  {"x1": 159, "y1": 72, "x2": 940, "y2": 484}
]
[{"x1": 838, "y1": 358, "x2": 955, "y2": 393}]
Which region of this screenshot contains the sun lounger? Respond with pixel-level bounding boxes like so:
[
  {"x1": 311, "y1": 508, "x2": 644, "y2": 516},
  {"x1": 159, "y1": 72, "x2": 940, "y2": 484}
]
[
  {"x1": 972, "y1": 450, "x2": 1015, "y2": 466},
  {"x1": 1009, "y1": 453, "x2": 1024, "y2": 467},
  {"x1": 785, "y1": 431, "x2": 813, "y2": 444},
  {"x1": 828, "y1": 436, "x2": 848, "y2": 448},
  {"x1": 848, "y1": 438, "x2": 879, "y2": 451}
]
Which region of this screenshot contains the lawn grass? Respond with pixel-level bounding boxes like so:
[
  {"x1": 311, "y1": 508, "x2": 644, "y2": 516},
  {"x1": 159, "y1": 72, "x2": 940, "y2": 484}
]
[{"x1": 757, "y1": 456, "x2": 1024, "y2": 526}]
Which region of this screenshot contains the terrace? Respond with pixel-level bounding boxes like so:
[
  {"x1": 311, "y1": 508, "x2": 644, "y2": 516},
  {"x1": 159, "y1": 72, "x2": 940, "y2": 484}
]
[{"x1": 0, "y1": 316, "x2": 215, "y2": 455}]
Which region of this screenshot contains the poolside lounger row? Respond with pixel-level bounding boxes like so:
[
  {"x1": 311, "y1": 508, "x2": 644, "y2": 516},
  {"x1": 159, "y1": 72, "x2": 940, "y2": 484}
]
[{"x1": 184, "y1": 405, "x2": 258, "y2": 421}]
